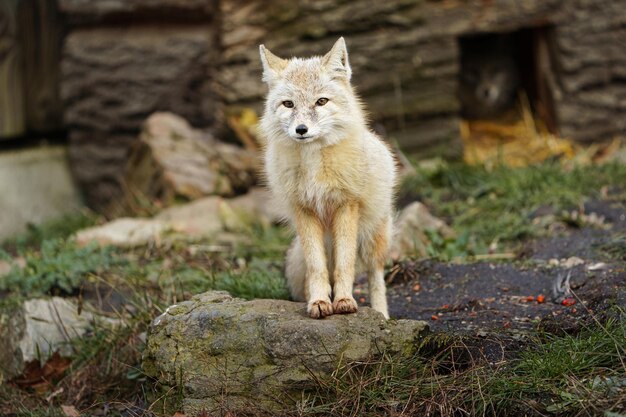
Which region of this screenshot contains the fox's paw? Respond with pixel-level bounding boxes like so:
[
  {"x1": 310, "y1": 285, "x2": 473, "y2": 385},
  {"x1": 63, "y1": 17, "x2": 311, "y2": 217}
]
[
  {"x1": 308, "y1": 299, "x2": 334, "y2": 319},
  {"x1": 333, "y1": 297, "x2": 358, "y2": 315}
]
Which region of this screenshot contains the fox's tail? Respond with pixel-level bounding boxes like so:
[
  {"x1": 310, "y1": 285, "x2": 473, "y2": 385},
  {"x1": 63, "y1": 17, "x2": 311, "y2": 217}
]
[{"x1": 285, "y1": 237, "x2": 307, "y2": 301}]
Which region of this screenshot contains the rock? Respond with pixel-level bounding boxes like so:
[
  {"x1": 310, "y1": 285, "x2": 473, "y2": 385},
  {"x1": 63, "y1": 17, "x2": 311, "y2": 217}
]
[
  {"x1": 62, "y1": 27, "x2": 220, "y2": 212},
  {"x1": 124, "y1": 112, "x2": 258, "y2": 208},
  {"x1": 142, "y1": 291, "x2": 428, "y2": 414},
  {"x1": 74, "y1": 218, "x2": 166, "y2": 247},
  {"x1": 0, "y1": 297, "x2": 117, "y2": 383},
  {"x1": 74, "y1": 190, "x2": 276, "y2": 248},
  {"x1": 0, "y1": 146, "x2": 83, "y2": 241},
  {"x1": 390, "y1": 202, "x2": 455, "y2": 261},
  {"x1": 228, "y1": 187, "x2": 283, "y2": 224}
]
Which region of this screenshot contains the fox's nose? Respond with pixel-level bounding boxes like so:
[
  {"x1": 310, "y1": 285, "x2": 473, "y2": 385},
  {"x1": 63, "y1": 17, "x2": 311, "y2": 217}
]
[{"x1": 295, "y1": 124, "x2": 308, "y2": 135}]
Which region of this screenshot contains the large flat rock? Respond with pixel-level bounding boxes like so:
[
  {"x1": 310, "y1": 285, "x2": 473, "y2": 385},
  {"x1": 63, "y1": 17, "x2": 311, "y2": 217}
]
[{"x1": 143, "y1": 291, "x2": 428, "y2": 414}]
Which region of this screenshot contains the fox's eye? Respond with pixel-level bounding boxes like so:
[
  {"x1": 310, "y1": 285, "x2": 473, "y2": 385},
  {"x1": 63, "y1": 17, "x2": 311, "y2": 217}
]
[
  {"x1": 282, "y1": 101, "x2": 294, "y2": 108},
  {"x1": 316, "y1": 98, "x2": 329, "y2": 106}
]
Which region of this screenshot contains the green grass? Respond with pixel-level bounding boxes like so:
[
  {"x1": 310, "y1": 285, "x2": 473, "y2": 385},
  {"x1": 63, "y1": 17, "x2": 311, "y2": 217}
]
[
  {"x1": 401, "y1": 161, "x2": 626, "y2": 252},
  {"x1": 299, "y1": 318, "x2": 626, "y2": 416},
  {"x1": 0, "y1": 239, "x2": 122, "y2": 295},
  {"x1": 595, "y1": 234, "x2": 626, "y2": 261}
]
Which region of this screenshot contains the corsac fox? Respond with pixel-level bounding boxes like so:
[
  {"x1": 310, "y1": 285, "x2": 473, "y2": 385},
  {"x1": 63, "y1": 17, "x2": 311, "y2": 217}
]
[{"x1": 259, "y1": 37, "x2": 397, "y2": 319}]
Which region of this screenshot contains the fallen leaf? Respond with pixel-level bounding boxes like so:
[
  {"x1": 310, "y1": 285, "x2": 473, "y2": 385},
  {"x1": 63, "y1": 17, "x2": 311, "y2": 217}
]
[
  {"x1": 412, "y1": 283, "x2": 421, "y2": 292},
  {"x1": 13, "y1": 352, "x2": 71, "y2": 393},
  {"x1": 430, "y1": 315, "x2": 439, "y2": 321},
  {"x1": 562, "y1": 298, "x2": 576, "y2": 306},
  {"x1": 526, "y1": 296, "x2": 535, "y2": 302},
  {"x1": 173, "y1": 413, "x2": 187, "y2": 417},
  {"x1": 61, "y1": 405, "x2": 80, "y2": 417}
]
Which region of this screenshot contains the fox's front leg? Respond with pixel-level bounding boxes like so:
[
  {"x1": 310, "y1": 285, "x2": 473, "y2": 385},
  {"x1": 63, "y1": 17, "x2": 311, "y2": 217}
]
[
  {"x1": 294, "y1": 207, "x2": 333, "y2": 318},
  {"x1": 332, "y1": 202, "x2": 359, "y2": 314}
]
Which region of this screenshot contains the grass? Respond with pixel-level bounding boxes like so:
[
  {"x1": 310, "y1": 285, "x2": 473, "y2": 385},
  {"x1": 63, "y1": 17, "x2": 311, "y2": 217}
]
[
  {"x1": 0, "y1": 239, "x2": 122, "y2": 295},
  {"x1": 401, "y1": 160, "x2": 626, "y2": 253},
  {"x1": 297, "y1": 318, "x2": 626, "y2": 416}
]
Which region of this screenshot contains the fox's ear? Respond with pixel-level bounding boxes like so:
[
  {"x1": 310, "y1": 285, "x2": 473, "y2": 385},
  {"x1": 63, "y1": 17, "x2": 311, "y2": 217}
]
[
  {"x1": 259, "y1": 45, "x2": 288, "y2": 84},
  {"x1": 322, "y1": 37, "x2": 352, "y2": 81}
]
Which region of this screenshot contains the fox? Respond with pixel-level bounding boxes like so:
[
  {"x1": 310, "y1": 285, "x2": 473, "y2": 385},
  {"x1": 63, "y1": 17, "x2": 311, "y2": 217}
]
[{"x1": 258, "y1": 37, "x2": 397, "y2": 319}]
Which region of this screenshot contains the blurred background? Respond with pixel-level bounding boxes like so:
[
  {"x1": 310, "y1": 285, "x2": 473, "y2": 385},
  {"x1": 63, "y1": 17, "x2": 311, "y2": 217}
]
[
  {"x1": 1, "y1": 2, "x2": 626, "y2": 413},
  {"x1": 0, "y1": 0, "x2": 624, "y2": 238}
]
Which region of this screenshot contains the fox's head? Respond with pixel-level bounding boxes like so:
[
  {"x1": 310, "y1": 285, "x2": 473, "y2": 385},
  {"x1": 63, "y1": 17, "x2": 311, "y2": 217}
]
[{"x1": 259, "y1": 37, "x2": 364, "y2": 145}]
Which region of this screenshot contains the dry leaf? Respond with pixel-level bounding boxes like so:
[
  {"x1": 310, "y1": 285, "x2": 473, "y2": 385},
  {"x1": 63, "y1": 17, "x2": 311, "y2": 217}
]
[
  {"x1": 61, "y1": 405, "x2": 80, "y2": 417},
  {"x1": 13, "y1": 352, "x2": 71, "y2": 393}
]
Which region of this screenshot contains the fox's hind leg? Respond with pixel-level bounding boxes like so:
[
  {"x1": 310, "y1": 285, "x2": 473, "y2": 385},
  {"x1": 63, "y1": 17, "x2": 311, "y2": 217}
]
[
  {"x1": 363, "y1": 217, "x2": 391, "y2": 319},
  {"x1": 285, "y1": 237, "x2": 306, "y2": 301}
]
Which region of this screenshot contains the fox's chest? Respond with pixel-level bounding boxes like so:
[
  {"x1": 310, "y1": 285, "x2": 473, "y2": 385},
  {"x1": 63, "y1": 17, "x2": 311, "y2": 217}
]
[
  {"x1": 296, "y1": 153, "x2": 344, "y2": 202},
  {"x1": 274, "y1": 146, "x2": 359, "y2": 209}
]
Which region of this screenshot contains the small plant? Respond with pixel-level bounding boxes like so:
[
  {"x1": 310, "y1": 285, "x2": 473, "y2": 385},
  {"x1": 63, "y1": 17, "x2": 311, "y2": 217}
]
[{"x1": 425, "y1": 229, "x2": 477, "y2": 261}]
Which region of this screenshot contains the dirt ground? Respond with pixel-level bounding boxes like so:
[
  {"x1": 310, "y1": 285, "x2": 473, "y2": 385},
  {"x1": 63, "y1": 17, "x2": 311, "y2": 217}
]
[{"x1": 357, "y1": 199, "x2": 625, "y2": 338}]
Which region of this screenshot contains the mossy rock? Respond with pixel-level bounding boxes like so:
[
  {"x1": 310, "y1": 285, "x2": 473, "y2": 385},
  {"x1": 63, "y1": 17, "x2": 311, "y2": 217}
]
[{"x1": 143, "y1": 291, "x2": 428, "y2": 414}]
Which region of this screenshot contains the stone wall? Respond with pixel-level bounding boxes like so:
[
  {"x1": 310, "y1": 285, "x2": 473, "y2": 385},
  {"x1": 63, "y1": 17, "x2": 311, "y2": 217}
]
[
  {"x1": 219, "y1": 0, "x2": 570, "y2": 153},
  {"x1": 50, "y1": 0, "x2": 625, "y2": 211},
  {"x1": 58, "y1": 0, "x2": 219, "y2": 212},
  {"x1": 552, "y1": 0, "x2": 626, "y2": 142}
]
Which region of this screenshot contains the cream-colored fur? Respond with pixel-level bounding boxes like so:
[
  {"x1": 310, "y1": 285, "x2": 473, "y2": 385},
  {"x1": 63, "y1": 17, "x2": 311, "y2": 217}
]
[{"x1": 259, "y1": 37, "x2": 397, "y2": 319}]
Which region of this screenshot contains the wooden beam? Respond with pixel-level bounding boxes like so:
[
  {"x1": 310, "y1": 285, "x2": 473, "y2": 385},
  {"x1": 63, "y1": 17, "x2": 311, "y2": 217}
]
[
  {"x1": 0, "y1": 0, "x2": 25, "y2": 138},
  {"x1": 19, "y1": 0, "x2": 62, "y2": 133}
]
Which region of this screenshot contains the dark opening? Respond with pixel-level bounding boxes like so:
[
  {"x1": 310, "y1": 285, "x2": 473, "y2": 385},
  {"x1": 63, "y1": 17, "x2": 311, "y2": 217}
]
[{"x1": 457, "y1": 26, "x2": 558, "y2": 134}]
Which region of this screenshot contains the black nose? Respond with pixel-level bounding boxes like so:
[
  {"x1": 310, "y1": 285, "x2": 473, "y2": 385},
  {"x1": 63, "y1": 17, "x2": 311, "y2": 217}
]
[{"x1": 295, "y1": 124, "x2": 308, "y2": 135}]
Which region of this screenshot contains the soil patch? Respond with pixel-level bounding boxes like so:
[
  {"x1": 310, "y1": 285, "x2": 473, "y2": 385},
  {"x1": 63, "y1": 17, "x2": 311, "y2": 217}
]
[{"x1": 357, "y1": 199, "x2": 625, "y2": 335}]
